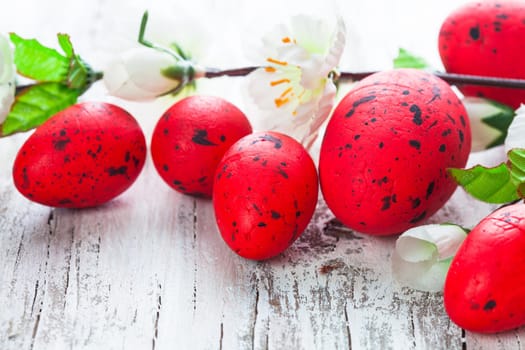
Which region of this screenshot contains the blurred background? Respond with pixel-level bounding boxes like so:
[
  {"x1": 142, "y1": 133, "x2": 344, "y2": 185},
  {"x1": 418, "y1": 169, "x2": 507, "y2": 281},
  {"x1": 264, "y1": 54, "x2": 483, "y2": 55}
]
[{"x1": 0, "y1": 0, "x2": 477, "y2": 174}]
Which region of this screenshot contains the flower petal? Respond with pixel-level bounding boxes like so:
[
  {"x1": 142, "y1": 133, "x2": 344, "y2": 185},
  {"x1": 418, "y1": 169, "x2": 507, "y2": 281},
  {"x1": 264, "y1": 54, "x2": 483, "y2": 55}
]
[
  {"x1": 392, "y1": 249, "x2": 452, "y2": 292},
  {"x1": 392, "y1": 224, "x2": 467, "y2": 292},
  {"x1": 505, "y1": 104, "x2": 525, "y2": 153},
  {"x1": 302, "y1": 80, "x2": 337, "y2": 149},
  {"x1": 245, "y1": 14, "x2": 343, "y2": 150},
  {"x1": 321, "y1": 16, "x2": 346, "y2": 77},
  {"x1": 0, "y1": 33, "x2": 15, "y2": 123}
]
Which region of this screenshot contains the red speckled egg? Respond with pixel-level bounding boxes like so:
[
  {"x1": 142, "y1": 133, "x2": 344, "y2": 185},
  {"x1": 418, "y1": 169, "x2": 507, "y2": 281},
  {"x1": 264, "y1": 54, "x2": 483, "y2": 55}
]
[
  {"x1": 439, "y1": 1, "x2": 525, "y2": 108},
  {"x1": 12, "y1": 102, "x2": 147, "y2": 208},
  {"x1": 151, "y1": 95, "x2": 252, "y2": 198},
  {"x1": 319, "y1": 69, "x2": 471, "y2": 235},
  {"x1": 213, "y1": 131, "x2": 318, "y2": 260},
  {"x1": 444, "y1": 201, "x2": 525, "y2": 333}
]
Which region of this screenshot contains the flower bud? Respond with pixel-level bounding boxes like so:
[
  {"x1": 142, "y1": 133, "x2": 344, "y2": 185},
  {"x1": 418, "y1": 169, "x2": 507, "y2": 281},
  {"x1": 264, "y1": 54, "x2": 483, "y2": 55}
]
[
  {"x1": 0, "y1": 33, "x2": 15, "y2": 123},
  {"x1": 103, "y1": 47, "x2": 193, "y2": 101}
]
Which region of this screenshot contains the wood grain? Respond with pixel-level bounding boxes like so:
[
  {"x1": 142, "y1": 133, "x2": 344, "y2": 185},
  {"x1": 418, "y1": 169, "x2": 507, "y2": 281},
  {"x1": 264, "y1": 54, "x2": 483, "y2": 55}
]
[{"x1": 2, "y1": 0, "x2": 525, "y2": 349}]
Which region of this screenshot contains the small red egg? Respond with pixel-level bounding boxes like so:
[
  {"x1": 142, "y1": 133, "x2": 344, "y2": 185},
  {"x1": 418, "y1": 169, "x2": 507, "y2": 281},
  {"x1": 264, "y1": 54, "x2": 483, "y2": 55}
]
[
  {"x1": 151, "y1": 95, "x2": 252, "y2": 198},
  {"x1": 319, "y1": 69, "x2": 471, "y2": 235},
  {"x1": 213, "y1": 131, "x2": 318, "y2": 260},
  {"x1": 12, "y1": 102, "x2": 147, "y2": 208}
]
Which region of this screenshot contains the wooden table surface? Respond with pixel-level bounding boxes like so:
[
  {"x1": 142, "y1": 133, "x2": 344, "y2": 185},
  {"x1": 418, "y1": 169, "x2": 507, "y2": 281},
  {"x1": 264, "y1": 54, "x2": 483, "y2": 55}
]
[{"x1": 1, "y1": 0, "x2": 524, "y2": 349}]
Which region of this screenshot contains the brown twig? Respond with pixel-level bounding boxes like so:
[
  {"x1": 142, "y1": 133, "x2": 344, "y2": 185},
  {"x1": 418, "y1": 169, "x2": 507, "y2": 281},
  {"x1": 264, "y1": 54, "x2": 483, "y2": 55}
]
[{"x1": 204, "y1": 67, "x2": 525, "y2": 89}]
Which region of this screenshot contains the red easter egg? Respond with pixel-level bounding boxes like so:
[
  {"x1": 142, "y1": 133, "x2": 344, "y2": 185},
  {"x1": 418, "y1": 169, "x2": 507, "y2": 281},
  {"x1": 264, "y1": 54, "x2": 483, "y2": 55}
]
[
  {"x1": 444, "y1": 200, "x2": 525, "y2": 333},
  {"x1": 319, "y1": 69, "x2": 471, "y2": 235},
  {"x1": 151, "y1": 95, "x2": 252, "y2": 198},
  {"x1": 439, "y1": 1, "x2": 525, "y2": 108},
  {"x1": 213, "y1": 131, "x2": 318, "y2": 260},
  {"x1": 12, "y1": 102, "x2": 147, "y2": 208}
]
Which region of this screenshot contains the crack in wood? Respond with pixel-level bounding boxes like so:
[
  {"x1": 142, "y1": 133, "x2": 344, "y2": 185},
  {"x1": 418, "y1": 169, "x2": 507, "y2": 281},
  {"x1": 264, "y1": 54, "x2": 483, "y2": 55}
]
[
  {"x1": 29, "y1": 313, "x2": 41, "y2": 350},
  {"x1": 344, "y1": 299, "x2": 352, "y2": 350},
  {"x1": 29, "y1": 215, "x2": 53, "y2": 349},
  {"x1": 219, "y1": 322, "x2": 224, "y2": 350},
  {"x1": 63, "y1": 227, "x2": 74, "y2": 309},
  {"x1": 192, "y1": 199, "x2": 198, "y2": 313},
  {"x1": 251, "y1": 282, "x2": 260, "y2": 350},
  {"x1": 30, "y1": 280, "x2": 39, "y2": 316},
  {"x1": 152, "y1": 283, "x2": 162, "y2": 350},
  {"x1": 75, "y1": 240, "x2": 82, "y2": 311},
  {"x1": 409, "y1": 305, "x2": 417, "y2": 349}
]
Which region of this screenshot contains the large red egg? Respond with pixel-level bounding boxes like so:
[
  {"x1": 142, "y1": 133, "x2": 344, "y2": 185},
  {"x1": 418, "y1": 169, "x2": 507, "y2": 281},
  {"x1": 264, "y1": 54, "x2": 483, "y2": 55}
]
[
  {"x1": 319, "y1": 69, "x2": 471, "y2": 235},
  {"x1": 213, "y1": 131, "x2": 318, "y2": 260},
  {"x1": 151, "y1": 95, "x2": 252, "y2": 198}
]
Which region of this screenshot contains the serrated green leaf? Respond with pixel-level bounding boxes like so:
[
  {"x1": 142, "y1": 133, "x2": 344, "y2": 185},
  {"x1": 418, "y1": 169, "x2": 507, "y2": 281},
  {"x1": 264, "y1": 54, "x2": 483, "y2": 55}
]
[
  {"x1": 1, "y1": 83, "x2": 79, "y2": 135},
  {"x1": 57, "y1": 33, "x2": 74, "y2": 57},
  {"x1": 9, "y1": 33, "x2": 69, "y2": 82},
  {"x1": 393, "y1": 48, "x2": 430, "y2": 69},
  {"x1": 449, "y1": 164, "x2": 520, "y2": 203},
  {"x1": 509, "y1": 148, "x2": 525, "y2": 181}
]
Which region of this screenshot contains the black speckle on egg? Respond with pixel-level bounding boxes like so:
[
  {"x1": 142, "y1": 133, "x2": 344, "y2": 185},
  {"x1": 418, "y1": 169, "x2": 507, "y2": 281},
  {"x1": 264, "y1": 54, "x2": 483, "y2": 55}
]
[
  {"x1": 409, "y1": 140, "x2": 421, "y2": 150},
  {"x1": 409, "y1": 104, "x2": 423, "y2": 125},
  {"x1": 426, "y1": 181, "x2": 435, "y2": 199},
  {"x1": 192, "y1": 129, "x2": 217, "y2": 146},
  {"x1": 483, "y1": 300, "x2": 497, "y2": 311},
  {"x1": 470, "y1": 25, "x2": 481, "y2": 40},
  {"x1": 106, "y1": 166, "x2": 128, "y2": 177},
  {"x1": 381, "y1": 196, "x2": 392, "y2": 211},
  {"x1": 411, "y1": 197, "x2": 421, "y2": 209}
]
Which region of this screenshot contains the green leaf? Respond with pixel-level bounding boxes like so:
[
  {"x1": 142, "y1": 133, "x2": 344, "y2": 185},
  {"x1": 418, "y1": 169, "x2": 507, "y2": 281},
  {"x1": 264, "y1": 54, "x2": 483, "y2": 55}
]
[
  {"x1": 449, "y1": 163, "x2": 520, "y2": 203},
  {"x1": 2, "y1": 83, "x2": 80, "y2": 135},
  {"x1": 57, "y1": 33, "x2": 74, "y2": 57},
  {"x1": 481, "y1": 100, "x2": 516, "y2": 148},
  {"x1": 9, "y1": 33, "x2": 69, "y2": 82},
  {"x1": 393, "y1": 48, "x2": 430, "y2": 69},
  {"x1": 509, "y1": 149, "x2": 525, "y2": 198}
]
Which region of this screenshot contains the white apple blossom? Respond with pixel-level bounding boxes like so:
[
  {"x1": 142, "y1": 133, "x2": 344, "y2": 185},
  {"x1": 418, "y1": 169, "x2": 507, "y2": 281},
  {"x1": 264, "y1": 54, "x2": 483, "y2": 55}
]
[
  {"x1": 246, "y1": 15, "x2": 346, "y2": 150},
  {"x1": 0, "y1": 33, "x2": 15, "y2": 123},
  {"x1": 504, "y1": 104, "x2": 525, "y2": 153},
  {"x1": 392, "y1": 224, "x2": 468, "y2": 292}
]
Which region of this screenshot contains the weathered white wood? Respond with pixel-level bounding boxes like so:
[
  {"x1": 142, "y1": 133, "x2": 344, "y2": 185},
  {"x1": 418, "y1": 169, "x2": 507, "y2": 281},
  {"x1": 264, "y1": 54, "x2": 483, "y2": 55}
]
[{"x1": 2, "y1": 1, "x2": 525, "y2": 349}]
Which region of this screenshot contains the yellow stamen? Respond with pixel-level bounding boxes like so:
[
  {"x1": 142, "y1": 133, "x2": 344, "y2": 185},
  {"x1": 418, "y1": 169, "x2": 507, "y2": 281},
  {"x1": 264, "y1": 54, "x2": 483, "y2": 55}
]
[
  {"x1": 275, "y1": 97, "x2": 290, "y2": 108},
  {"x1": 280, "y1": 87, "x2": 293, "y2": 98},
  {"x1": 267, "y1": 57, "x2": 288, "y2": 66},
  {"x1": 270, "y1": 78, "x2": 291, "y2": 86},
  {"x1": 282, "y1": 37, "x2": 291, "y2": 43},
  {"x1": 274, "y1": 87, "x2": 294, "y2": 108},
  {"x1": 265, "y1": 66, "x2": 277, "y2": 73}
]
